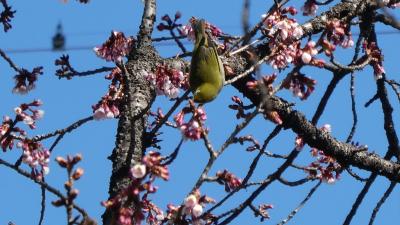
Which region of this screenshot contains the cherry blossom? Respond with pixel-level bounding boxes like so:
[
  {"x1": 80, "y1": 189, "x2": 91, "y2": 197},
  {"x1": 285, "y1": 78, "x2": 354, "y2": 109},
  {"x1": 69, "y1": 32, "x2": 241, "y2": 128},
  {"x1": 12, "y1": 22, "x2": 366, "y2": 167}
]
[
  {"x1": 262, "y1": 7, "x2": 304, "y2": 69},
  {"x1": 301, "y1": 0, "x2": 318, "y2": 16},
  {"x1": 174, "y1": 104, "x2": 207, "y2": 141},
  {"x1": 94, "y1": 31, "x2": 135, "y2": 62},
  {"x1": 12, "y1": 67, "x2": 43, "y2": 94},
  {"x1": 145, "y1": 63, "x2": 188, "y2": 99}
]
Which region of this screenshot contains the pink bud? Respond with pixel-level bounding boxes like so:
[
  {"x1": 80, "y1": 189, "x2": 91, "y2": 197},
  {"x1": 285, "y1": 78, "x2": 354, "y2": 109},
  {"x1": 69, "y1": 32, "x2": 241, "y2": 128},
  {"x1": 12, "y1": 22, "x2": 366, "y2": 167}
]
[
  {"x1": 184, "y1": 195, "x2": 197, "y2": 208},
  {"x1": 301, "y1": 52, "x2": 312, "y2": 64},
  {"x1": 131, "y1": 164, "x2": 146, "y2": 179},
  {"x1": 192, "y1": 204, "x2": 203, "y2": 217}
]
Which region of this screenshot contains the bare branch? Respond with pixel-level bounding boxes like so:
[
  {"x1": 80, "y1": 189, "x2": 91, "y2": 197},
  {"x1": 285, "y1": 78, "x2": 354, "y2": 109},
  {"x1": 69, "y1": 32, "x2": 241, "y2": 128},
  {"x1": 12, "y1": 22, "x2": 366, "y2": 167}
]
[
  {"x1": 277, "y1": 181, "x2": 322, "y2": 225},
  {"x1": 0, "y1": 158, "x2": 88, "y2": 218},
  {"x1": 0, "y1": 48, "x2": 20, "y2": 72},
  {"x1": 368, "y1": 182, "x2": 397, "y2": 225}
]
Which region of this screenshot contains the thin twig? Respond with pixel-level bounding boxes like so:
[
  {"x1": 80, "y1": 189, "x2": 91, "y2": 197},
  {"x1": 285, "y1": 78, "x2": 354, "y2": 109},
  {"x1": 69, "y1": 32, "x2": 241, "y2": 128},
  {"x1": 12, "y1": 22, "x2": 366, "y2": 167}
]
[
  {"x1": 368, "y1": 182, "x2": 397, "y2": 225},
  {"x1": 364, "y1": 93, "x2": 379, "y2": 107},
  {"x1": 217, "y1": 109, "x2": 259, "y2": 155},
  {"x1": 38, "y1": 184, "x2": 46, "y2": 225},
  {"x1": 56, "y1": 66, "x2": 114, "y2": 79},
  {"x1": 31, "y1": 116, "x2": 94, "y2": 142},
  {"x1": 149, "y1": 90, "x2": 190, "y2": 136},
  {"x1": 15, "y1": 116, "x2": 93, "y2": 167},
  {"x1": 277, "y1": 177, "x2": 314, "y2": 186},
  {"x1": 152, "y1": 35, "x2": 186, "y2": 42},
  {"x1": 0, "y1": 48, "x2": 20, "y2": 72},
  {"x1": 224, "y1": 54, "x2": 270, "y2": 85},
  {"x1": 344, "y1": 75, "x2": 400, "y2": 225},
  {"x1": 206, "y1": 126, "x2": 282, "y2": 215},
  {"x1": 169, "y1": 29, "x2": 187, "y2": 53},
  {"x1": 161, "y1": 138, "x2": 184, "y2": 166},
  {"x1": 0, "y1": 158, "x2": 88, "y2": 218},
  {"x1": 228, "y1": 36, "x2": 265, "y2": 57},
  {"x1": 385, "y1": 79, "x2": 400, "y2": 103},
  {"x1": 346, "y1": 72, "x2": 358, "y2": 142},
  {"x1": 277, "y1": 181, "x2": 322, "y2": 225},
  {"x1": 346, "y1": 167, "x2": 368, "y2": 182}
]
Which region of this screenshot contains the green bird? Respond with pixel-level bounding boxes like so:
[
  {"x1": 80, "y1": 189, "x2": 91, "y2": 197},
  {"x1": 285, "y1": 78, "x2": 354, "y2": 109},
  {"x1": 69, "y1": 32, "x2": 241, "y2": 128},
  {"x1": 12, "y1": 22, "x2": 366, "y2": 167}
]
[{"x1": 190, "y1": 19, "x2": 225, "y2": 103}]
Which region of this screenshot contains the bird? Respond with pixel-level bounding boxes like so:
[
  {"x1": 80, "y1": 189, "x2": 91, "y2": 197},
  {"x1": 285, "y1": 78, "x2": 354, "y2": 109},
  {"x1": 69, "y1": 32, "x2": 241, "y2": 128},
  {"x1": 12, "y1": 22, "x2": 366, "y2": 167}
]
[{"x1": 189, "y1": 19, "x2": 225, "y2": 103}]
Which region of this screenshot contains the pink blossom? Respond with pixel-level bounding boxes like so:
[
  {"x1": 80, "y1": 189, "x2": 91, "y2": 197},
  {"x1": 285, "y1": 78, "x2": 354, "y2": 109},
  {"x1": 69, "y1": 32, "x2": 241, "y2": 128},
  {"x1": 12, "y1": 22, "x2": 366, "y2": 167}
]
[
  {"x1": 301, "y1": 52, "x2": 312, "y2": 64},
  {"x1": 326, "y1": 19, "x2": 353, "y2": 49},
  {"x1": 192, "y1": 204, "x2": 203, "y2": 217},
  {"x1": 131, "y1": 164, "x2": 147, "y2": 179},
  {"x1": 92, "y1": 102, "x2": 120, "y2": 120},
  {"x1": 179, "y1": 24, "x2": 195, "y2": 41},
  {"x1": 321, "y1": 124, "x2": 331, "y2": 133},
  {"x1": 118, "y1": 208, "x2": 133, "y2": 225},
  {"x1": 179, "y1": 18, "x2": 223, "y2": 41},
  {"x1": 13, "y1": 100, "x2": 45, "y2": 129},
  {"x1": 264, "y1": 9, "x2": 303, "y2": 70},
  {"x1": 282, "y1": 73, "x2": 316, "y2": 100},
  {"x1": 216, "y1": 170, "x2": 242, "y2": 192},
  {"x1": 145, "y1": 64, "x2": 188, "y2": 99},
  {"x1": 295, "y1": 136, "x2": 304, "y2": 151},
  {"x1": 301, "y1": 0, "x2": 318, "y2": 16},
  {"x1": 363, "y1": 41, "x2": 385, "y2": 79},
  {"x1": 143, "y1": 151, "x2": 169, "y2": 180},
  {"x1": 301, "y1": 41, "x2": 319, "y2": 64},
  {"x1": 94, "y1": 31, "x2": 135, "y2": 62},
  {"x1": 12, "y1": 67, "x2": 43, "y2": 94},
  {"x1": 259, "y1": 204, "x2": 273, "y2": 220},
  {"x1": 93, "y1": 104, "x2": 119, "y2": 120},
  {"x1": 174, "y1": 105, "x2": 207, "y2": 141},
  {"x1": 184, "y1": 194, "x2": 198, "y2": 208},
  {"x1": 18, "y1": 141, "x2": 51, "y2": 178}
]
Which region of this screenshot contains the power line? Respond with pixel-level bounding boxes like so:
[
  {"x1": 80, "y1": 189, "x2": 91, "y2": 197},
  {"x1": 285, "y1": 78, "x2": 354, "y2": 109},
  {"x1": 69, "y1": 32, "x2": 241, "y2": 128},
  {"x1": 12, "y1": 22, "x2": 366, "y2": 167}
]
[{"x1": 2, "y1": 30, "x2": 399, "y2": 54}]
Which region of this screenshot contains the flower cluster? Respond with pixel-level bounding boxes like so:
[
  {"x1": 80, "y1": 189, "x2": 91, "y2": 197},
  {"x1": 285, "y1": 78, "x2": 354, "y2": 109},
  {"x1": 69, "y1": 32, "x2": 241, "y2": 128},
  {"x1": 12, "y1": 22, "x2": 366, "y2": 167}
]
[
  {"x1": 102, "y1": 177, "x2": 165, "y2": 225},
  {"x1": 363, "y1": 41, "x2": 385, "y2": 80},
  {"x1": 300, "y1": 41, "x2": 321, "y2": 65},
  {"x1": 257, "y1": 204, "x2": 274, "y2": 221},
  {"x1": 322, "y1": 19, "x2": 353, "y2": 56},
  {"x1": 301, "y1": 0, "x2": 318, "y2": 16},
  {"x1": 216, "y1": 170, "x2": 242, "y2": 192},
  {"x1": 94, "y1": 31, "x2": 135, "y2": 62},
  {"x1": 305, "y1": 124, "x2": 341, "y2": 183},
  {"x1": 282, "y1": 72, "x2": 316, "y2": 100},
  {"x1": 13, "y1": 67, "x2": 43, "y2": 94},
  {"x1": 165, "y1": 195, "x2": 216, "y2": 224},
  {"x1": 262, "y1": 7, "x2": 304, "y2": 69},
  {"x1": 174, "y1": 102, "x2": 207, "y2": 141},
  {"x1": 143, "y1": 151, "x2": 170, "y2": 181},
  {"x1": 14, "y1": 99, "x2": 45, "y2": 129},
  {"x1": 0, "y1": 0, "x2": 15, "y2": 32},
  {"x1": 228, "y1": 96, "x2": 255, "y2": 119},
  {"x1": 1, "y1": 100, "x2": 44, "y2": 153},
  {"x1": 52, "y1": 154, "x2": 84, "y2": 215},
  {"x1": 166, "y1": 189, "x2": 216, "y2": 224},
  {"x1": 0, "y1": 116, "x2": 21, "y2": 151},
  {"x1": 234, "y1": 135, "x2": 261, "y2": 152},
  {"x1": 54, "y1": 54, "x2": 77, "y2": 79},
  {"x1": 145, "y1": 63, "x2": 188, "y2": 99},
  {"x1": 246, "y1": 75, "x2": 284, "y2": 124},
  {"x1": 179, "y1": 17, "x2": 223, "y2": 41},
  {"x1": 18, "y1": 141, "x2": 50, "y2": 179},
  {"x1": 103, "y1": 151, "x2": 170, "y2": 225},
  {"x1": 92, "y1": 67, "x2": 123, "y2": 120},
  {"x1": 157, "y1": 12, "x2": 182, "y2": 31}
]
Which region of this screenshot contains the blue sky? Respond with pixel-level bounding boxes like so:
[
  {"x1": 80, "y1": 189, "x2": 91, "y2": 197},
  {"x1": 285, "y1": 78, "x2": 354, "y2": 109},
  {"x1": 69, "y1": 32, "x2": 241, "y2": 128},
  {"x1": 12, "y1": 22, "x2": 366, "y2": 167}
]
[{"x1": 0, "y1": 1, "x2": 399, "y2": 224}]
